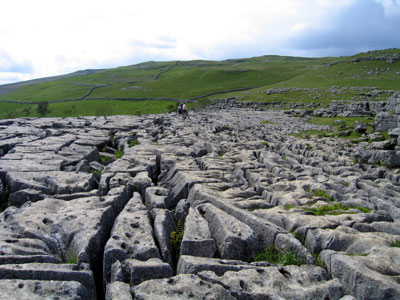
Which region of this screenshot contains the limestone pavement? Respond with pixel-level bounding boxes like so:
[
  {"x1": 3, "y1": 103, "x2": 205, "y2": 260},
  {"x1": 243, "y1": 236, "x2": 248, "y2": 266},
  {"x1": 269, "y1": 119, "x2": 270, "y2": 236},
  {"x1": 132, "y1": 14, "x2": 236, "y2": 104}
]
[{"x1": 0, "y1": 108, "x2": 399, "y2": 299}]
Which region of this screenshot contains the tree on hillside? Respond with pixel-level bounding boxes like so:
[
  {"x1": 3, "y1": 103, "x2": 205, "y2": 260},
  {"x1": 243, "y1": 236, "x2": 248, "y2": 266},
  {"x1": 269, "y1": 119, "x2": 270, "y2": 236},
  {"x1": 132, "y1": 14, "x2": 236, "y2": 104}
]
[{"x1": 37, "y1": 101, "x2": 49, "y2": 115}]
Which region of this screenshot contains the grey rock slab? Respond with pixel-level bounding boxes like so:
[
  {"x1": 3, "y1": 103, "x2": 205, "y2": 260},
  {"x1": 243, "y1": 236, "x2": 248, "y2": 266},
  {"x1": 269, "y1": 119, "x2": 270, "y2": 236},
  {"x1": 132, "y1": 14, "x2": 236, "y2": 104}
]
[
  {"x1": 0, "y1": 263, "x2": 96, "y2": 300},
  {"x1": 123, "y1": 192, "x2": 147, "y2": 212},
  {"x1": 177, "y1": 255, "x2": 260, "y2": 276},
  {"x1": 145, "y1": 186, "x2": 169, "y2": 209},
  {"x1": 0, "y1": 159, "x2": 63, "y2": 174},
  {"x1": 274, "y1": 233, "x2": 315, "y2": 264},
  {"x1": 0, "y1": 279, "x2": 89, "y2": 300},
  {"x1": 305, "y1": 226, "x2": 398, "y2": 254},
  {"x1": 12, "y1": 134, "x2": 77, "y2": 152},
  {"x1": 103, "y1": 194, "x2": 160, "y2": 284},
  {"x1": 0, "y1": 255, "x2": 61, "y2": 265},
  {"x1": 105, "y1": 281, "x2": 132, "y2": 300},
  {"x1": 5, "y1": 171, "x2": 97, "y2": 195},
  {"x1": 198, "y1": 265, "x2": 344, "y2": 300},
  {"x1": 53, "y1": 189, "x2": 100, "y2": 201},
  {"x1": 188, "y1": 184, "x2": 284, "y2": 249},
  {"x1": 104, "y1": 158, "x2": 148, "y2": 175},
  {"x1": 131, "y1": 171, "x2": 154, "y2": 198},
  {"x1": 0, "y1": 227, "x2": 52, "y2": 257},
  {"x1": 8, "y1": 189, "x2": 45, "y2": 207},
  {"x1": 0, "y1": 185, "x2": 132, "y2": 278},
  {"x1": 99, "y1": 172, "x2": 115, "y2": 195},
  {"x1": 174, "y1": 198, "x2": 190, "y2": 221},
  {"x1": 121, "y1": 258, "x2": 173, "y2": 287},
  {"x1": 131, "y1": 273, "x2": 235, "y2": 300},
  {"x1": 108, "y1": 172, "x2": 136, "y2": 191},
  {"x1": 159, "y1": 164, "x2": 223, "y2": 208},
  {"x1": 199, "y1": 203, "x2": 257, "y2": 261},
  {"x1": 321, "y1": 248, "x2": 400, "y2": 300},
  {"x1": 180, "y1": 207, "x2": 216, "y2": 258},
  {"x1": 152, "y1": 209, "x2": 176, "y2": 267}
]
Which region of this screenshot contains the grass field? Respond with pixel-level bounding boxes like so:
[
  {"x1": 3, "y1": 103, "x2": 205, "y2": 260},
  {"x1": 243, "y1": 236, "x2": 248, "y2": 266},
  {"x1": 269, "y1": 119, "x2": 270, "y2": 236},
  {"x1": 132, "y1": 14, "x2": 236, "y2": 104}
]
[{"x1": 0, "y1": 48, "x2": 399, "y2": 119}]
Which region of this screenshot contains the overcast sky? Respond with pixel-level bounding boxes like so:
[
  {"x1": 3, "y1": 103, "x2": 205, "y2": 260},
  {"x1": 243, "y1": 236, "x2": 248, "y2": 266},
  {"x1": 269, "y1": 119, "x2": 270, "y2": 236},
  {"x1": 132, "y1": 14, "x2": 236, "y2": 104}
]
[{"x1": 1, "y1": 0, "x2": 399, "y2": 85}]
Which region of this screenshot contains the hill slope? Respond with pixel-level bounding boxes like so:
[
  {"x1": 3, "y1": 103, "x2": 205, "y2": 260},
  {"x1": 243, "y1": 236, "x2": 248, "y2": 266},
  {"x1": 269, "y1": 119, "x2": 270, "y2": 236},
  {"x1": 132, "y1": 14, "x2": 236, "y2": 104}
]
[{"x1": 0, "y1": 49, "x2": 399, "y2": 119}]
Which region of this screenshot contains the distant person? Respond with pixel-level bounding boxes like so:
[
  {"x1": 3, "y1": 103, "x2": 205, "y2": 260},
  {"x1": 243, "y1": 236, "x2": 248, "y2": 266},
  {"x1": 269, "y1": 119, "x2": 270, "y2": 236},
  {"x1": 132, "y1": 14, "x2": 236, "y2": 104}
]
[
  {"x1": 253, "y1": 103, "x2": 258, "y2": 111},
  {"x1": 177, "y1": 103, "x2": 183, "y2": 115},
  {"x1": 182, "y1": 103, "x2": 190, "y2": 119}
]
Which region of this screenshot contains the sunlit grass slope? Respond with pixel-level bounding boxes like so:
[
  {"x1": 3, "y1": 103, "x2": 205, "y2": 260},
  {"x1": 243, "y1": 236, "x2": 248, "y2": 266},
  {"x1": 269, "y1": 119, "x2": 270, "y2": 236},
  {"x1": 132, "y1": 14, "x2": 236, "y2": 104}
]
[{"x1": 0, "y1": 49, "x2": 399, "y2": 119}]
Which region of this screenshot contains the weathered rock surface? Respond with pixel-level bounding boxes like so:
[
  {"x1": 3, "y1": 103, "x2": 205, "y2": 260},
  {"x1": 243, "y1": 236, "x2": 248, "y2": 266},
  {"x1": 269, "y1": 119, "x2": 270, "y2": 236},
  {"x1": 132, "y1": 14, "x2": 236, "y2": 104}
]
[
  {"x1": 0, "y1": 279, "x2": 89, "y2": 300},
  {"x1": 0, "y1": 108, "x2": 399, "y2": 299}
]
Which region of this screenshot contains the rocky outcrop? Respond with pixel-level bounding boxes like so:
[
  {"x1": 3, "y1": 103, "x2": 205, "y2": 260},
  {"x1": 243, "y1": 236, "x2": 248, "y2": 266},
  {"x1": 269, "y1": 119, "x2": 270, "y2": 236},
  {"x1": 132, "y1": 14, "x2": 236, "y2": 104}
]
[
  {"x1": 0, "y1": 109, "x2": 399, "y2": 299},
  {"x1": 374, "y1": 92, "x2": 400, "y2": 131}
]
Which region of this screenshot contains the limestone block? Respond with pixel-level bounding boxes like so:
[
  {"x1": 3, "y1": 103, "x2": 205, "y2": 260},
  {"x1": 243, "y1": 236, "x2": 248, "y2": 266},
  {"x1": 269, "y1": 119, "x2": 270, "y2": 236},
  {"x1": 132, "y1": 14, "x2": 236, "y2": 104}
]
[
  {"x1": 321, "y1": 249, "x2": 400, "y2": 300},
  {"x1": 5, "y1": 171, "x2": 97, "y2": 195},
  {"x1": 131, "y1": 171, "x2": 153, "y2": 197},
  {"x1": 197, "y1": 265, "x2": 344, "y2": 300},
  {"x1": 9, "y1": 189, "x2": 45, "y2": 207},
  {"x1": 174, "y1": 198, "x2": 190, "y2": 221},
  {"x1": 188, "y1": 184, "x2": 285, "y2": 248},
  {"x1": 180, "y1": 207, "x2": 216, "y2": 258},
  {"x1": 58, "y1": 144, "x2": 99, "y2": 163},
  {"x1": 177, "y1": 255, "x2": 257, "y2": 276},
  {"x1": 105, "y1": 281, "x2": 132, "y2": 300},
  {"x1": 0, "y1": 255, "x2": 61, "y2": 265},
  {"x1": 121, "y1": 258, "x2": 173, "y2": 286},
  {"x1": 152, "y1": 209, "x2": 176, "y2": 267},
  {"x1": 131, "y1": 274, "x2": 234, "y2": 300},
  {"x1": 0, "y1": 159, "x2": 63, "y2": 174},
  {"x1": 103, "y1": 195, "x2": 160, "y2": 283},
  {"x1": 0, "y1": 263, "x2": 96, "y2": 300},
  {"x1": 0, "y1": 279, "x2": 89, "y2": 300},
  {"x1": 275, "y1": 233, "x2": 315, "y2": 264},
  {"x1": 200, "y1": 203, "x2": 258, "y2": 261},
  {"x1": 145, "y1": 187, "x2": 169, "y2": 209}
]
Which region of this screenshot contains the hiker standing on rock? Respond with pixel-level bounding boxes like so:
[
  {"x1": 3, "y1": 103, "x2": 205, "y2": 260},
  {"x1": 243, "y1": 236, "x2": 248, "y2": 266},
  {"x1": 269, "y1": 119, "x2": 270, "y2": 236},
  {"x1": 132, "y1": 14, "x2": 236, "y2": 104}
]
[
  {"x1": 182, "y1": 102, "x2": 190, "y2": 119},
  {"x1": 177, "y1": 103, "x2": 183, "y2": 115}
]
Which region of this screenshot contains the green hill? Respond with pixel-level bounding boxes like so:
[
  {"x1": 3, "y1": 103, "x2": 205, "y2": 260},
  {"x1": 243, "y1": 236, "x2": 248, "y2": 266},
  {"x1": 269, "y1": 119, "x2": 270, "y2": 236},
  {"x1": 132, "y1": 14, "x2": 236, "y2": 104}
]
[{"x1": 0, "y1": 49, "x2": 399, "y2": 119}]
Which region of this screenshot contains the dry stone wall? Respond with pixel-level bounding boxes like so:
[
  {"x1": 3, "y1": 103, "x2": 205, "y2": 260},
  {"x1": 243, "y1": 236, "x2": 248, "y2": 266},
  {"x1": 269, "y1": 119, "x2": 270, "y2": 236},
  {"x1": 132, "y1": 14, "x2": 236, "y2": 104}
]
[{"x1": 0, "y1": 109, "x2": 399, "y2": 299}]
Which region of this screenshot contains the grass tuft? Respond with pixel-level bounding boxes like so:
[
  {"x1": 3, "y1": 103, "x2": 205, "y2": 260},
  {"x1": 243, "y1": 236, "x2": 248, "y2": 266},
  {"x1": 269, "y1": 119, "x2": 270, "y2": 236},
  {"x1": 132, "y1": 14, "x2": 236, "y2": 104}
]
[
  {"x1": 390, "y1": 241, "x2": 400, "y2": 248},
  {"x1": 253, "y1": 246, "x2": 302, "y2": 266},
  {"x1": 115, "y1": 150, "x2": 124, "y2": 159}
]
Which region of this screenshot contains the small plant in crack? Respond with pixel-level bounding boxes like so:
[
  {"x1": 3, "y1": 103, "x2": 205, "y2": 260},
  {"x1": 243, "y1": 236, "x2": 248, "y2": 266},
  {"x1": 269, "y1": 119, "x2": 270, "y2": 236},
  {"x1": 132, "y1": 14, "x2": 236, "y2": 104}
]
[
  {"x1": 91, "y1": 168, "x2": 103, "y2": 177},
  {"x1": 65, "y1": 252, "x2": 78, "y2": 264},
  {"x1": 115, "y1": 150, "x2": 124, "y2": 159},
  {"x1": 129, "y1": 139, "x2": 139, "y2": 147},
  {"x1": 170, "y1": 220, "x2": 184, "y2": 263},
  {"x1": 390, "y1": 240, "x2": 400, "y2": 248},
  {"x1": 253, "y1": 246, "x2": 302, "y2": 266},
  {"x1": 312, "y1": 253, "x2": 326, "y2": 269},
  {"x1": 99, "y1": 155, "x2": 113, "y2": 165}
]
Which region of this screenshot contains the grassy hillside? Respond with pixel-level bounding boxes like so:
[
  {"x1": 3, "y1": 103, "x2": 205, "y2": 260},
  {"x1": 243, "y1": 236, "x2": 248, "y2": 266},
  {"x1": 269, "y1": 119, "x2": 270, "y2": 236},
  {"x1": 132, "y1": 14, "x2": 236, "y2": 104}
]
[{"x1": 0, "y1": 49, "x2": 399, "y2": 119}]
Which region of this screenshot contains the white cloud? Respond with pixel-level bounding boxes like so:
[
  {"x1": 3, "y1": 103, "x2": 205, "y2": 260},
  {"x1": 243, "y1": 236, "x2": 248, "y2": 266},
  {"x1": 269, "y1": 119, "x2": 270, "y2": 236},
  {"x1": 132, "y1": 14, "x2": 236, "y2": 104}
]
[
  {"x1": 374, "y1": 0, "x2": 400, "y2": 16},
  {"x1": 0, "y1": 0, "x2": 399, "y2": 84}
]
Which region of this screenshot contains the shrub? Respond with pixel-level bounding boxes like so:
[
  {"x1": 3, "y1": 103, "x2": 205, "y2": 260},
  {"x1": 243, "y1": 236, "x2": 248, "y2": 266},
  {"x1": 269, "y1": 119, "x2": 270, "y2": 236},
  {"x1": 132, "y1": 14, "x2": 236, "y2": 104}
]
[{"x1": 37, "y1": 101, "x2": 49, "y2": 115}]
